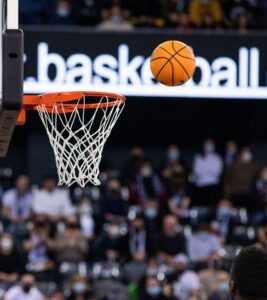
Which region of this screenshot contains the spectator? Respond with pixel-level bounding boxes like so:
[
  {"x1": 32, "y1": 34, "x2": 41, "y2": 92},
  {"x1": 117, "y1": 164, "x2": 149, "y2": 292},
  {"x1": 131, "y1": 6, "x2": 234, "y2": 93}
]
[
  {"x1": 229, "y1": 246, "x2": 267, "y2": 300},
  {"x1": 192, "y1": 139, "x2": 223, "y2": 206},
  {"x1": 124, "y1": 213, "x2": 147, "y2": 283},
  {"x1": 50, "y1": 0, "x2": 74, "y2": 25},
  {"x1": 136, "y1": 162, "x2": 162, "y2": 204},
  {"x1": 157, "y1": 214, "x2": 186, "y2": 264},
  {"x1": 199, "y1": 251, "x2": 230, "y2": 299},
  {"x1": 139, "y1": 276, "x2": 176, "y2": 300},
  {"x1": 224, "y1": 147, "x2": 259, "y2": 208},
  {"x1": 2, "y1": 175, "x2": 32, "y2": 226},
  {"x1": 0, "y1": 233, "x2": 20, "y2": 284},
  {"x1": 72, "y1": 0, "x2": 101, "y2": 26},
  {"x1": 32, "y1": 176, "x2": 74, "y2": 224},
  {"x1": 224, "y1": 140, "x2": 238, "y2": 166},
  {"x1": 173, "y1": 254, "x2": 201, "y2": 300},
  {"x1": 23, "y1": 215, "x2": 54, "y2": 276},
  {"x1": 215, "y1": 199, "x2": 234, "y2": 240},
  {"x1": 100, "y1": 179, "x2": 127, "y2": 223},
  {"x1": 54, "y1": 215, "x2": 88, "y2": 263},
  {"x1": 67, "y1": 275, "x2": 94, "y2": 300},
  {"x1": 77, "y1": 197, "x2": 95, "y2": 240},
  {"x1": 187, "y1": 222, "x2": 221, "y2": 269},
  {"x1": 4, "y1": 273, "x2": 44, "y2": 300},
  {"x1": 92, "y1": 221, "x2": 128, "y2": 262},
  {"x1": 253, "y1": 166, "x2": 267, "y2": 223},
  {"x1": 96, "y1": 4, "x2": 134, "y2": 31},
  {"x1": 161, "y1": 145, "x2": 187, "y2": 170},
  {"x1": 189, "y1": 0, "x2": 223, "y2": 28}
]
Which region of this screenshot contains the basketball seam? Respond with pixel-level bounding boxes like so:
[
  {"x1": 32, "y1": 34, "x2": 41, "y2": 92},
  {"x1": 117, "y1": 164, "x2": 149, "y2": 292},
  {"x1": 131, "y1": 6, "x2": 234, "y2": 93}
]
[
  {"x1": 155, "y1": 45, "x2": 187, "y2": 83},
  {"x1": 172, "y1": 41, "x2": 195, "y2": 62},
  {"x1": 162, "y1": 42, "x2": 190, "y2": 80},
  {"x1": 150, "y1": 57, "x2": 170, "y2": 62}
]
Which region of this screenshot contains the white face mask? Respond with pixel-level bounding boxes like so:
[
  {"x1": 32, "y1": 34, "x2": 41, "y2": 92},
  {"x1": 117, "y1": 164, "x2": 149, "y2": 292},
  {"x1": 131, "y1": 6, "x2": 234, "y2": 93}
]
[
  {"x1": 79, "y1": 204, "x2": 92, "y2": 215},
  {"x1": 242, "y1": 152, "x2": 252, "y2": 162},
  {"x1": 204, "y1": 143, "x2": 215, "y2": 153},
  {"x1": 0, "y1": 239, "x2": 13, "y2": 251}
]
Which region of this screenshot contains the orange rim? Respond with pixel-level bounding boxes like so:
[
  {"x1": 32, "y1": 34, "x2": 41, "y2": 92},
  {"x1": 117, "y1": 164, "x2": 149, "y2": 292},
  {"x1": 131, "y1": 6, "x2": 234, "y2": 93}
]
[{"x1": 23, "y1": 91, "x2": 126, "y2": 112}]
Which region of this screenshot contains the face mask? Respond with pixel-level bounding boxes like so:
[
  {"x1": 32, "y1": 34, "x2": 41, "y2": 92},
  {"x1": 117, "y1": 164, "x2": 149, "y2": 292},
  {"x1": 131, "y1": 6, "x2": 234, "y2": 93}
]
[
  {"x1": 217, "y1": 207, "x2": 231, "y2": 218},
  {"x1": 218, "y1": 282, "x2": 230, "y2": 293},
  {"x1": 242, "y1": 152, "x2": 252, "y2": 162},
  {"x1": 144, "y1": 208, "x2": 157, "y2": 219},
  {"x1": 227, "y1": 147, "x2": 237, "y2": 155},
  {"x1": 0, "y1": 239, "x2": 13, "y2": 250},
  {"x1": 111, "y1": 15, "x2": 123, "y2": 24},
  {"x1": 210, "y1": 260, "x2": 222, "y2": 270},
  {"x1": 35, "y1": 221, "x2": 45, "y2": 227},
  {"x1": 67, "y1": 223, "x2": 78, "y2": 229},
  {"x1": 79, "y1": 204, "x2": 92, "y2": 215},
  {"x1": 57, "y1": 8, "x2": 70, "y2": 17},
  {"x1": 108, "y1": 226, "x2": 120, "y2": 238},
  {"x1": 204, "y1": 143, "x2": 215, "y2": 153},
  {"x1": 146, "y1": 286, "x2": 161, "y2": 297},
  {"x1": 22, "y1": 284, "x2": 32, "y2": 293},
  {"x1": 167, "y1": 150, "x2": 179, "y2": 161},
  {"x1": 72, "y1": 282, "x2": 86, "y2": 294},
  {"x1": 141, "y1": 168, "x2": 152, "y2": 177}
]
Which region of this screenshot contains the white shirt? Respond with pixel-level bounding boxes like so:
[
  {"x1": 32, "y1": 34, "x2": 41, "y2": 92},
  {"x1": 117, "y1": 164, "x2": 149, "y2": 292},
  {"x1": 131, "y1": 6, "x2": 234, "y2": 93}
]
[
  {"x1": 174, "y1": 270, "x2": 201, "y2": 300},
  {"x1": 32, "y1": 188, "x2": 74, "y2": 217},
  {"x1": 187, "y1": 232, "x2": 221, "y2": 262},
  {"x1": 5, "y1": 285, "x2": 44, "y2": 300},
  {"x1": 193, "y1": 153, "x2": 223, "y2": 187}
]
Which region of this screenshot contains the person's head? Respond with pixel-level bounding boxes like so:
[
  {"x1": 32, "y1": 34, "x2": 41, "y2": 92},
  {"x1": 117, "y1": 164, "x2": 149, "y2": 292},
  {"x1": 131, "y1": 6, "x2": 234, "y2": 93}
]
[
  {"x1": 146, "y1": 258, "x2": 160, "y2": 276},
  {"x1": 174, "y1": 254, "x2": 189, "y2": 273},
  {"x1": 230, "y1": 246, "x2": 267, "y2": 300},
  {"x1": 65, "y1": 215, "x2": 79, "y2": 230},
  {"x1": 33, "y1": 215, "x2": 48, "y2": 230},
  {"x1": 203, "y1": 139, "x2": 215, "y2": 154},
  {"x1": 107, "y1": 178, "x2": 121, "y2": 198},
  {"x1": 163, "y1": 214, "x2": 178, "y2": 236},
  {"x1": 207, "y1": 251, "x2": 224, "y2": 270},
  {"x1": 239, "y1": 147, "x2": 252, "y2": 163},
  {"x1": 43, "y1": 176, "x2": 57, "y2": 192},
  {"x1": 226, "y1": 140, "x2": 238, "y2": 155},
  {"x1": 15, "y1": 175, "x2": 30, "y2": 194},
  {"x1": 145, "y1": 276, "x2": 162, "y2": 297},
  {"x1": 131, "y1": 147, "x2": 144, "y2": 160},
  {"x1": 0, "y1": 232, "x2": 14, "y2": 254},
  {"x1": 69, "y1": 275, "x2": 88, "y2": 295},
  {"x1": 20, "y1": 274, "x2": 35, "y2": 294},
  {"x1": 78, "y1": 197, "x2": 93, "y2": 215},
  {"x1": 143, "y1": 200, "x2": 159, "y2": 220},
  {"x1": 140, "y1": 161, "x2": 153, "y2": 178},
  {"x1": 217, "y1": 199, "x2": 233, "y2": 219},
  {"x1": 57, "y1": 0, "x2": 71, "y2": 17},
  {"x1": 259, "y1": 166, "x2": 267, "y2": 182},
  {"x1": 130, "y1": 214, "x2": 145, "y2": 231},
  {"x1": 106, "y1": 222, "x2": 121, "y2": 239},
  {"x1": 166, "y1": 144, "x2": 180, "y2": 162}
]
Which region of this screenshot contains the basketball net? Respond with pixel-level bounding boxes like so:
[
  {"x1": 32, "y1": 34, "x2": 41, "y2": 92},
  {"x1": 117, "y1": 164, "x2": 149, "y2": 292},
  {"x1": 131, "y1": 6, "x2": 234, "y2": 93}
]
[{"x1": 36, "y1": 95, "x2": 125, "y2": 187}]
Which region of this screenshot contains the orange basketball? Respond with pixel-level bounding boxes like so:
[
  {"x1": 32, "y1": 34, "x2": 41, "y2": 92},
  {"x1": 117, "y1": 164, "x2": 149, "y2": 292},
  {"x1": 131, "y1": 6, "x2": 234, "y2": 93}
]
[{"x1": 150, "y1": 40, "x2": 196, "y2": 86}]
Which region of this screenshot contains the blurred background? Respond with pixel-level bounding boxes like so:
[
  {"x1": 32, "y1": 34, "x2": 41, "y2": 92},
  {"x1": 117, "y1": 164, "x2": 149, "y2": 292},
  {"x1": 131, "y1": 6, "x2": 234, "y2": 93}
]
[{"x1": 1, "y1": 0, "x2": 267, "y2": 300}]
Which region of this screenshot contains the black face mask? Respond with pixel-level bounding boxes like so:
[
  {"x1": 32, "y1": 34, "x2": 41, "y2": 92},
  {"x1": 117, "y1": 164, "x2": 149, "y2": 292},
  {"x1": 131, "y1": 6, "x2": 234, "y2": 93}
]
[
  {"x1": 35, "y1": 221, "x2": 45, "y2": 227},
  {"x1": 22, "y1": 284, "x2": 32, "y2": 293},
  {"x1": 67, "y1": 223, "x2": 78, "y2": 229}
]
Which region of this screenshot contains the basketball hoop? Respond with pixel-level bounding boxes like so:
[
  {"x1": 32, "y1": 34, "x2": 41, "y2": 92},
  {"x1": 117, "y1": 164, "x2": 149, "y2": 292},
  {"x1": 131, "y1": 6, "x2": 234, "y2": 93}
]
[{"x1": 21, "y1": 91, "x2": 126, "y2": 187}]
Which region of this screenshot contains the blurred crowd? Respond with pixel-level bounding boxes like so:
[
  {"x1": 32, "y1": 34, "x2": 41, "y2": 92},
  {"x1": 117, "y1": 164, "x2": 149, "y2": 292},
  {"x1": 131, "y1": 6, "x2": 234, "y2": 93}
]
[
  {"x1": 1, "y1": 139, "x2": 267, "y2": 300},
  {"x1": 20, "y1": 0, "x2": 267, "y2": 31}
]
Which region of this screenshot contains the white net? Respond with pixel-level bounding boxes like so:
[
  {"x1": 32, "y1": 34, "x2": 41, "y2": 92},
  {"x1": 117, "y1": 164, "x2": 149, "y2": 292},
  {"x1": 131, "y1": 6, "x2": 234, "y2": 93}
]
[{"x1": 36, "y1": 95, "x2": 125, "y2": 187}]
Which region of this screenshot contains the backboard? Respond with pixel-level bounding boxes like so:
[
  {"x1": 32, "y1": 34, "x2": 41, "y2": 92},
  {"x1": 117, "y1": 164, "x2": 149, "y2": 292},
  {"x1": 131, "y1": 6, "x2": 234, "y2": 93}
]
[{"x1": 0, "y1": 0, "x2": 23, "y2": 157}]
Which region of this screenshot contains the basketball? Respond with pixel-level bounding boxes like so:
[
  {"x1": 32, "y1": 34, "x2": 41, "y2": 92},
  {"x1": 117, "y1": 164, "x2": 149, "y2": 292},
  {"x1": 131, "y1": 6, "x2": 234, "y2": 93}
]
[{"x1": 150, "y1": 40, "x2": 196, "y2": 86}]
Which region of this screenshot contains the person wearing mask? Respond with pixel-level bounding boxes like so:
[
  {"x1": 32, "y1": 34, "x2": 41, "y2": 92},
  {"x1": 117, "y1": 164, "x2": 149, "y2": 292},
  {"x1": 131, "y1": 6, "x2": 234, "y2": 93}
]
[
  {"x1": 192, "y1": 139, "x2": 223, "y2": 206},
  {"x1": 4, "y1": 273, "x2": 44, "y2": 300},
  {"x1": 187, "y1": 222, "x2": 221, "y2": 270},
  {"x1": 100, "y1": 179, "x2": 127, "y2": 223},
  {"x1": 157, "y1": 215, "x2": 186, "y2": 264},
  {"x1": 139, "y1": 276, "x2": 176, "y2": 300},
  {"x1": 224, "y1": 147, "x2": 259, "y2": 208},
  {"x1": 199, "y1": 251, "x2": 230, "y2": 299},
  {"x1": 50, "y1": 0, "x2": 74, "y2": 25},
  {"x1": 224, "y1": 140, "x2": 238, "y2": 166},
  {"x1": 77, "y1": 197, "x2": 95, "y2": 240},
  {"x1": 32, "y1": 176, "x2": 74, "y2": 224},
  {"x1": 67, "y1": 275, "x2": 95, "y2": 300},
  {"x1": 2, "y1": 175, "x2": 32, "y2": 227},
  {"x1": 136, "y1": 162, "x2": 163, "y2": 204},
  {"x1": 0, "y1": 233, "x2": 20, "y2": 283},
  {"x1": 215, "y1": 199, "x2": 234, "y2": 241},
  {"x1": 229, "y1": 246, "x2": 267, "y2": 300},
  {"x1": 253, "y1": 166, "x2": 267, "y2": 224},
  {"x1": 124, "y1": 213, "x2": 147, "y2": 283},
  {"x1": 173, "y1": 254, "x2": 201, "y2": 300},
  {"x1": 54, "y1": 215, "x2": 88, "y2": 263}
]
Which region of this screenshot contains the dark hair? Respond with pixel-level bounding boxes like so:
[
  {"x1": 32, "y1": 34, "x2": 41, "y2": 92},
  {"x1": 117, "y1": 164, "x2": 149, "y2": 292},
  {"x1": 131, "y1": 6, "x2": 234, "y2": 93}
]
[{"x1": 231, "y1": 246, "x2": 267, "y2": 299}]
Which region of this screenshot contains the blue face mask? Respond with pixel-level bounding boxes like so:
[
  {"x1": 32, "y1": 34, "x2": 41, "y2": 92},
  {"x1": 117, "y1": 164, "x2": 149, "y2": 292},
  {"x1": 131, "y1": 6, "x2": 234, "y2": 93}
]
[
  {"x1": 218, "y1": 282, "x2": 230, "y2": 294},
  {"x1": 72, "y1": 282, "x2": 86, "y2": 294},
  {"x1": 217, "y1": 208, "x2": 231, "y2": 218},
  {"x1": 144, "y1": 208, "x2": 157, "y2": 219},
  {"x1": 146, "y1": 286, "x2": 161, "y2": 297},
  {"x1": 167, "y1": 150, "x2": 179, "y2": 161}
]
